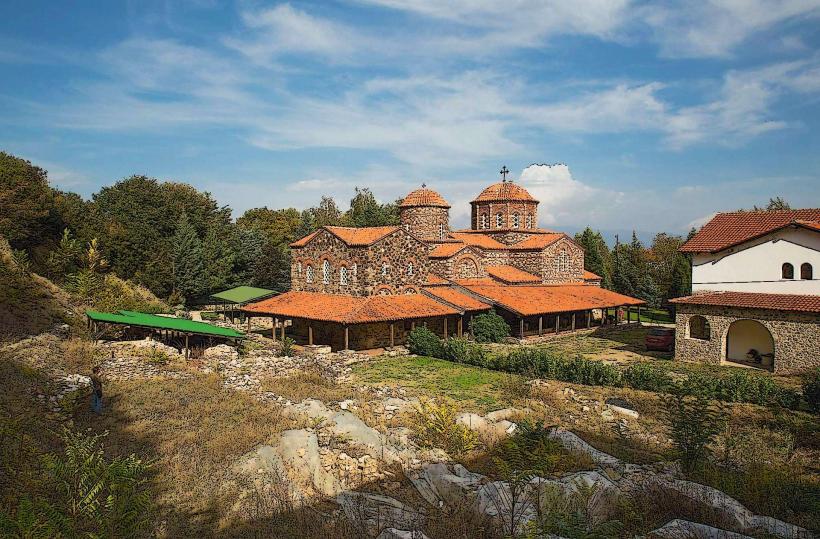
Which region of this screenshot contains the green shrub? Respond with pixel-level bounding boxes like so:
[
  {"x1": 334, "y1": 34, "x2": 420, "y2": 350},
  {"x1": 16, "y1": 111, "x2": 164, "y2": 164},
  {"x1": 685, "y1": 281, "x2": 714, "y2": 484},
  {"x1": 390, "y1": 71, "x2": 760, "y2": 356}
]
[
  {"x1": 803, "y1": 368, "x2": 820, "y2": 412},
  {"x1": 411, "y1": 398, "x2": 478, "y2": 457},
  {"x1": 664, "y1": 390, "x2": 726, "y2": 472},
  {"x1": 442, "y1": 337, "x2": 487, "y2": 365},
  {"x1": 469, "y1": 310, "x2": 510, "y2": 343},
  {"x1": 279, "y1": 336, "x2": 295, "y2": 357},
  {"x1": 623, "y1": 362, "x2": 670, "y2": 391},
  {"x1": 407, "y1": 326, "x2": 443, "y2": 357}
]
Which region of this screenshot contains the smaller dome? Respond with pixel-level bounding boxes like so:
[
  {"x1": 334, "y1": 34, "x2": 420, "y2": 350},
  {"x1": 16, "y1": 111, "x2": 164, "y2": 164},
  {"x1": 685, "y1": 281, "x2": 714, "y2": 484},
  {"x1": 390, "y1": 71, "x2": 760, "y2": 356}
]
[
  {"x1": 400, "y1": 186, "x2": 450, "y2": 208},
  {"x1": 472, "y1": 181, "x2": 538, "y2": 203}
]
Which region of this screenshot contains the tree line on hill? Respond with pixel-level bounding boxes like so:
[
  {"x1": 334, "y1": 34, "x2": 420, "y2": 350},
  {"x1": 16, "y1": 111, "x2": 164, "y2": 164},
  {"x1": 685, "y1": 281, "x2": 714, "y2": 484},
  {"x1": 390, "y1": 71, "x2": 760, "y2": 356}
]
[{"x1": 0, "y1": 150, "x2": 790, "y2": 309}]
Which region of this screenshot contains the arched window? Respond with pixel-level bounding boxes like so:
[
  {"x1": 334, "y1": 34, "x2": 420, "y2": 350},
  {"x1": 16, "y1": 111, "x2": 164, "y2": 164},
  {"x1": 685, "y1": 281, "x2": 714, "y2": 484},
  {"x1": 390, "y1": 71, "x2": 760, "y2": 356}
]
[
  {"x1": 306, "y1": 265, "x2": 314, "y2": 283},
  {"x1": 297, "y1": 262, "x2": 302, "y2": 276},
  {"x1": 525, "y1": 214, "x2": 533, "y2": 229},
  {"x1": 352, "y1": 263, "x2": 357, "y2": 276},
  {"x1": 406, "y1": 262, "x2": 414, "y2": 276},
  {"x1": 339, "y1": 266, "x2": 348, "y2": 285},
  {"x1": 801, "y1": 263, "x2": 813, "y2": 280},
  {"x1": 480, "y1": 214, "x2": 488, "y2": 229},
  {"x1": 512, "y1": 213, "x2": 520, "y2": 229},
  {"x1": 688, "y1": 315, "x2": 710, "y2": 340},
  {"x1": 782, "y1": 263, "x2": 794, "y2": 279},
  {"x1": 556, "y1": 249, "x2": 569, "y2": 273},
  {"x1": 322, "y1": 260, "x2": 331, "y2": 284},
  {"x1": 381, "y1": 263, "x2": 390, "y2": 277},
  {"x1": 495, "y1": 212, "x2": 503, "y2": 228},
  {"x1": 439, "y1": 223, "x2": 445, "y2": 240}
]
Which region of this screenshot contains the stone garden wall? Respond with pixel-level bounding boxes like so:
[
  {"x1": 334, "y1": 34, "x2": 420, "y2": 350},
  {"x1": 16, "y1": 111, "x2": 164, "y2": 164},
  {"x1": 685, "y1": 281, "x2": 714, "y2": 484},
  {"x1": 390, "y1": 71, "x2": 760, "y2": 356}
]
[{"x1": 674, "y1": 304, "x2": 820, "y2": 374}]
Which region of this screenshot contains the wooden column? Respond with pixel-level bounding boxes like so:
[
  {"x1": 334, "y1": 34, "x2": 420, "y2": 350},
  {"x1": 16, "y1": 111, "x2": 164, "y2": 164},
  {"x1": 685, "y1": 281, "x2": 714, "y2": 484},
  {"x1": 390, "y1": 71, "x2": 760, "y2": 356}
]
[
  {"x1": 458, "y1": 316, "x2": 463, "y2": 337},
  {"x1": 538, "y1": 316, "x2": 543, "y2": 335},
  {"x1": 637, "y1": 306, "x2": 642, "y2": 325},
  {"x1": 184, "y1": 334, "x2": 189, "y2": 360},
  {"x1": 273, "y1": 318, "x2": 278, "y2": 340},
  {"x1": 281, "y1": 320, "x2": 286, "y2": 341},
  {"x1": 308, "y1": 323, "x2": 313, "y2": 346},
  {"x1": 390, "y1": 323, "x2": 395, "y2": 349},
  {"x1": 519, "y1": 318, "x2": 525, "y2": 339},
  {"x1": 443, "y1": 317, "x2": 448, "y2": 340},
  {"x1": 587, "y1": 310, "x2": 592, "y2": 328},
  {"x1": 344, "y1": 325, "x2": 350, "y2": 350},
  {"x1": 626, "y1": 306, "x2": 631, "y2": 324},
  {"x1": 411, "y1": 321, "x2": 416, "y2": 331},
  {"x1": 555, "y1": 314, "x2": 560, "y2": 333},
  {"x1": 571, "y1": 312, "x2": 576, "y2": 331},
  {"x1": 247, "y1": 316, "x2": 251, "y2": 332}
]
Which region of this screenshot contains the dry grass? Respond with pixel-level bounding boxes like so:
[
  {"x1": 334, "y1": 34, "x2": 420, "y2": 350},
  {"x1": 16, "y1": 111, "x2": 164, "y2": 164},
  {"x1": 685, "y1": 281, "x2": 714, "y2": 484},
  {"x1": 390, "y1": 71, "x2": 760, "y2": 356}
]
[
  {"x1": 59, "y1": 337, "x2": 103, "y2": 374},
  {"x1": 260, "y1": 368, "x2": 358, "y2": 404},
  {"x1": 72, "y1": 373, "x2": 297, "y2": 536}
]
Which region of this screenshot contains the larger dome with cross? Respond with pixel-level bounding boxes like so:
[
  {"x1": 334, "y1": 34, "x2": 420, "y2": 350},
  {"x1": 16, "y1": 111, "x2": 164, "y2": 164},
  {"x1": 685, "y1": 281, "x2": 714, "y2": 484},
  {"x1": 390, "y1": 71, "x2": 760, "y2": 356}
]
[
  {"x1": 471, "y1": 181, "x2": 538, "y2": 203},
  {"x1": 470, "y1": 168, "x2": 539, "y2": 231}
]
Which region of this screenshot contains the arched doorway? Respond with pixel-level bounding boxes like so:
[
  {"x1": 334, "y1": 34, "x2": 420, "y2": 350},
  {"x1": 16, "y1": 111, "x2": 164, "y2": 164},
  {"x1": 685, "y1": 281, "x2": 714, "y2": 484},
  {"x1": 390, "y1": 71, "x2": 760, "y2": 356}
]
[{"x1": 725, "y1": 319, "x2": 774, "y2": 370}]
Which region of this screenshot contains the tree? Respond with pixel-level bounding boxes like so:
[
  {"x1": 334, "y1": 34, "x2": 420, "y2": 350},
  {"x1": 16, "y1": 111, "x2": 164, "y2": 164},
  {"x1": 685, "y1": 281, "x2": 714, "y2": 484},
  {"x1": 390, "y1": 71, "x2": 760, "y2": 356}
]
[
  {"x1": 252, "y1": 242, "x2": 291, "y2": 291},
  {"x1": 754, "y1": 197, "x2": 791, "y2": 212},
  {"x1": 172, "y1": 212, "x2": 206, "y2": 303},
  {"x1": 0, "y1": 151, "x2": 54, "y2": 249},
  {"x1": 344, "y1": 187, "x2": 400, "y2": 227},
  {"x1": 236, "y1": 207, "x2": 302, "y2": 246},
  {"x1": 45, "y1": 229, "x2": 83, "y2": 282},
  {"x1": 311, "y1": 196, "x2": 344, "y2": 228},
  {"x1": 201, "y1": 223, "x2": 237, "y2": 294},
  {"x1": 574, "y1": 228, "x2": 612, "y2": 288}
]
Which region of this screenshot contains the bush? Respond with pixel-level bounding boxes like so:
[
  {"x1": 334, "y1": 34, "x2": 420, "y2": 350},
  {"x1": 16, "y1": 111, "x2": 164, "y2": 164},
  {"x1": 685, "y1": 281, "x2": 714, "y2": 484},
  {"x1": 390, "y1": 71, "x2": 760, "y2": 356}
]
[
  {"x1": 469, "y1": 310, "x2": 510, "y2": 343},
  {"x1": 407, "y1": 326, "x2": 443, "y2": 357},
  {"x1": 441, "y1": 337, "x2": 487, "y2": 365},
  {"x1": 802, "y1": 368, "x2": 820, "y2": 412},
  {"x1": 411, "y1": 398, "x2": 478, "y2": 457},
  {"x1": 664, "y1": 390, "x2": 726, "y2": 472},
  {"x1": 623, "y1": 362, "x2": 670, "y2": 391}
]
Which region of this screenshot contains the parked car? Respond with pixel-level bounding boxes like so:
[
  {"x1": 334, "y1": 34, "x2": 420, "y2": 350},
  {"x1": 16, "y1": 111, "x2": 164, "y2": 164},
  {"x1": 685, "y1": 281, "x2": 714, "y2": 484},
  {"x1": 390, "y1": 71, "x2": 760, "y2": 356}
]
[{"x1": 645, "y1": 327, "x2": 675, "y2": 352}]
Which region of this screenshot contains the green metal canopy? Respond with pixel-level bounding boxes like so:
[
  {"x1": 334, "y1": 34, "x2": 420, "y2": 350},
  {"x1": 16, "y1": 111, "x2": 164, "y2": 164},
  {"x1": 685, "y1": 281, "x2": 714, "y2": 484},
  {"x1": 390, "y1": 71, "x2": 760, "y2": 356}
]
[
  {"x1": 210, "y1": 286, "x2": 276, "y2": 305},
  {"x1": 86, "y1": 310, "x2": 245, "y2": 338}
]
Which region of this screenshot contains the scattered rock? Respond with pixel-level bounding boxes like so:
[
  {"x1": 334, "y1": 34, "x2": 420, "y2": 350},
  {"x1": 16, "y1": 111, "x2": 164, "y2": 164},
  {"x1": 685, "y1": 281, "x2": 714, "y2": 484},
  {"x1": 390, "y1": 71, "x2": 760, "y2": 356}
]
[
  {"x1": 202, "y1": 344, "x2": 239, "y2": 361},
  {"x1": 337, "y1": 491, "x2": 425, "y2": 536},
  {"x1": 605, "y1": 397, "x2": 639, "y2": 419},
  {"x1": 648, "y1": 519, "x2": 754, "y2": 539}
]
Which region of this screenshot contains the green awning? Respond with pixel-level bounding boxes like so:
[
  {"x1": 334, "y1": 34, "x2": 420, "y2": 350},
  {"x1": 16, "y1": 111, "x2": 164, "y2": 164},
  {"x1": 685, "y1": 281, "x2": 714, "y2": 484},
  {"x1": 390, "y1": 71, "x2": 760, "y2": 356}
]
[
  {"x1": 86, "y1": 310, "x2": 244, "y2": 338},
  {"x1": 210, "y1": 286, "x2": 276, "y2": 305}
]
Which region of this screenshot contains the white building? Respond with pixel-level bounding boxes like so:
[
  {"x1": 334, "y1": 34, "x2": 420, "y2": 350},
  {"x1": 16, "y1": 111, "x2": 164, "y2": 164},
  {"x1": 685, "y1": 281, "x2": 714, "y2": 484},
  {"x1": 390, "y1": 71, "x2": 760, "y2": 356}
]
[{"x1": 670, "y1": 210, "x2": 820, "y2": 373}]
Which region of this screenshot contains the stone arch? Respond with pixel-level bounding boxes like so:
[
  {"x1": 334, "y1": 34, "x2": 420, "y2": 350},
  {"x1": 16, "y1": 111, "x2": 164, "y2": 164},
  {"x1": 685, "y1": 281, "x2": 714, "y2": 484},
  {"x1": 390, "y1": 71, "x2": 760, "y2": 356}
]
[
  {"x1": 724, "y1": 319, "x2": 775, "y2": 369},
  {"x1": 401, "y1": 285, "x2": 418, "y2": 294},
  {"x1": 374, "y1": 284, "x2": 394, "y2": 295},
  {"x1": 686, "y1": 315, "x2": 711, "y2": 340},
  {"x1": 455, "y1": 254, "x2": 480, "y2": 279}
]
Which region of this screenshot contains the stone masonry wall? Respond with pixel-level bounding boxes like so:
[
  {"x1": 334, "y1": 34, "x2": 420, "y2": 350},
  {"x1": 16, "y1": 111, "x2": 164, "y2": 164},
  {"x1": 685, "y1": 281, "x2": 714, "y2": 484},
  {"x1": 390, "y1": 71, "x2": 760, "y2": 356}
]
[
  {"x1": 428, "y1": 247, "x2": 489, "y2": 280},
  {"x1": 471, "y1": 201, "x2": 538, "y2": 234},
  {"x1": 291, "y1": 228, "x2": 431, "y2": 296},
  {"x1": 674, "y1": 304, "x2": 820, "y2": 374},
  {"x1": 539, "y1": 238, "x2": 585, "y2": 284},
  {"x1": 400, "y1": 206, "x2": 450, "y2": 242}
]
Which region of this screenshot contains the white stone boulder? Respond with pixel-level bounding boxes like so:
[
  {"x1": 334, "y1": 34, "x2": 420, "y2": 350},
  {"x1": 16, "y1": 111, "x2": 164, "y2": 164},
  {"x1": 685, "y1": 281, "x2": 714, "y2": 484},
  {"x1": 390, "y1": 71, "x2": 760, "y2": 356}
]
[
  {"x1": 648, "y1": 519, "x2": 754, "y2": 539},
  {"x1": 202, "y1": 344, "x2": 239, "y2": 360},
  {"x1": 547, "y1": 428, "x2": 623, "y2": 469},
  {"x1": 233, "y1": 429, "x2": 341, "y2": 497},
  {"x1": 282, "y1": 398, "x2": 333, "y2": 421},
  {"x1": 376, "y1": 528, "x2": 430, "y2": 539},
  {"x1": 337, "y1": 491, "x2": 425, "y2": 536}
]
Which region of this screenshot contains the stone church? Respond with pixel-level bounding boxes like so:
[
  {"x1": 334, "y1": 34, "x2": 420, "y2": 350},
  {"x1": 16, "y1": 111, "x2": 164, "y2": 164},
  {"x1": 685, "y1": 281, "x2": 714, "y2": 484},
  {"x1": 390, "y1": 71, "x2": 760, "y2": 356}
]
[{"x1": 244, "y1": 176, "x2": 642, "y2": 351}]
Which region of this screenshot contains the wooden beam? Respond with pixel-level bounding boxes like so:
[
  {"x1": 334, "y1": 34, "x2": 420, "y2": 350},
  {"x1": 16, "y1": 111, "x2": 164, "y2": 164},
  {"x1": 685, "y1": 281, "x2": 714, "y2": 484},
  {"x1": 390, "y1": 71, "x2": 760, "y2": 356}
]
[
  {"x1": 555, "y1": 314, "x2": 560, "y2": 333},
  {"x1": 519, "y1": 318, "x2": 525, "y2": 339},
  {"x1": 281, "y1": 320, "x2": 286, "y2": 341},
  {"x1": 443, "y1": 317, "x2": 448, "y2": 340},
  {"x1": 571, "y1": 312, "x2": 576, "y2": 331},
  {"x1": 587, "y1": 310, "x2": 592, "y2": 328},
  {"x1": 247, "y1": 316, "x2": 251, "y2": 332},
  {"x1": 185, "y1": 334, "x2": 189, "y2": 360}
]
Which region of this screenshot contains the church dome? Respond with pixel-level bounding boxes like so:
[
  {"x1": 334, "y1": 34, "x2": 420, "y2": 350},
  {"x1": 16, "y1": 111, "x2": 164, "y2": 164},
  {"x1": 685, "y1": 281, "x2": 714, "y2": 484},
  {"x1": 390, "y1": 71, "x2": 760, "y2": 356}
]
[
  {"x1": 400, "y1": 186, "x2": 450, "y2": 208},
  {"x1": 472, "y1": 182, "x2": 538, "y2": 203}
]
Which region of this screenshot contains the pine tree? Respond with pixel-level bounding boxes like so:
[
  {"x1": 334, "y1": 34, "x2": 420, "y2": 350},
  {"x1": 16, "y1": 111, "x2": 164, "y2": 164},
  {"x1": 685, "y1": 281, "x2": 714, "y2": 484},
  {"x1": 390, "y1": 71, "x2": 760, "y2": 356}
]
[
  {"x1": 202, "y1": 223, "x2": 236, "y2": 294},
  {"x1": 172, "y1": 212, "x2": 205, "y2": 304},
  {"x1": 574, "y1": 227, "x2": 612, "y2": 288}
]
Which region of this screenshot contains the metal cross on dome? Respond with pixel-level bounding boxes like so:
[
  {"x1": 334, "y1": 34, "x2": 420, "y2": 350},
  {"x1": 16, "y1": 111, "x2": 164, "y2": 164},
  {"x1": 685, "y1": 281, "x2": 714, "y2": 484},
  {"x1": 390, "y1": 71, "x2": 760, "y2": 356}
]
[
  {"x1": 421, "y1": 182, "x2": 426, "y2": 188},
  {"x1": 500, "y1": 166, "x2": 510, "y2": 182}
]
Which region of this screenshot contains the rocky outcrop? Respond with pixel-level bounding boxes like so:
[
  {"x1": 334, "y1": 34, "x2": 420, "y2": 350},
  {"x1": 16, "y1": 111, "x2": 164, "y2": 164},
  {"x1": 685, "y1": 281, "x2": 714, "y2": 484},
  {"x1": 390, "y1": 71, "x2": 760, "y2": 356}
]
[
  {"x1": 648, "y1": 519, "x2": 754, "y2": 539},
  {"x1": 337, "y1": 491, "x2": 426, "y2": 537}
]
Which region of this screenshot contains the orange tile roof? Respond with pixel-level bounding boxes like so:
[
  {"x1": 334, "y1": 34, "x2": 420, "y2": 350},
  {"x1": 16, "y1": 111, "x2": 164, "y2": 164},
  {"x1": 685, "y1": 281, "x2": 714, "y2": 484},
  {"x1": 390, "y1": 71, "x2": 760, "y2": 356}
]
[
  {"x1": 243, "y1": 291, "x2": 460, "y2": 323},
  {"x1": 509, "y1": 233, "x2": 564, "y2": 250},
  {"x1": 399, "y1": 187, "x2": 450, "y2": 208},
  {"x1": 422, "y1": 287, "x2": 491, "y2": 312},
  {"x1": 796, "y1": 220, "x2": 820, "y2": 232},
  {"x1": 472, "y1": 182, "x2": 538, "y2": 203},
  {"x1": 486, "y1": 265, "x2": 541, "y2": 284},
  {"x1": 454, "y1": 228, "x2": 555, "y2": 234},
  {"x1": 455, "y1": 278, "x2": 499, "y2": 286},
  {"x1": 459, "y1": 284, "x2": 644, "y2": 316},
  {"x1": 290, "y1": 226, "x2": 400, "y2": 248},
  {"x1": 669, "y1": 292, "x2": 820, "y2": 313},
  {"x1": 584, "y1": 270, "x2": 602, "y2": 280},
  {"x1": 289, "y1": 230, "x2": 319, "y2": 248},
  {"x1": 680, "y1": 210, "x2": 820, "y2": 253},
  {"x1": 429, "y1": 242, "x2": 469, "y2": 258},
  {"x1": 424, "y1": 273, "x2": 450, "y2": 286},
  {"x1": 449, "y1": 232, "x2": 508, "y2": 250}
]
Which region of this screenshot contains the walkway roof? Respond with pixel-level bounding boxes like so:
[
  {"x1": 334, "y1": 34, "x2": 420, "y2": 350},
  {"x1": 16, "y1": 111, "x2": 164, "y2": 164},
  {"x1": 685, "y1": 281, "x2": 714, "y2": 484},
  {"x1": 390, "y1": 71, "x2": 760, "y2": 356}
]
[
  {"x1": 210, "y1": 286, "x2": 276, "y2": 305},
  {"x1": 457, "y1": 284, "x2": 644, "y2": 317},
  {"x1": 86, "y1": 310, "x2": 245, "y2": 338}
]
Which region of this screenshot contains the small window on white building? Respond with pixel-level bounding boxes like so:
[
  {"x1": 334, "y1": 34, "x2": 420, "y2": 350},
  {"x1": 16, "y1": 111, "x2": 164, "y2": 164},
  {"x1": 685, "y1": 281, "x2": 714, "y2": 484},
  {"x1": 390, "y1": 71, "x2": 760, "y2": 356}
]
[
  {"x1": 407, "y1": 262, "x2": 414, "y2": 276},
  {"x1": 323, "y1": 260, "x2": 331, "y2": 284},
  {"x1": 782, "y1": 263, "x2": 794, "y2": 280},
  {"x1": 496, "y1": 212, "x2": 503, "y2": 228},
  {"x1": 480, "y1": 214, "x2": 488, "y2": 229},
  {"x1": 340, "y1": 266, "x2": 348, "y2": 285},
  {"x1": 512, "y1": 213, "x2": 520, "y2": 229},
  {"x1": 801, "y1": 263, "x2": 813, "y2": 280},
  {"x1": 306, "y1": 265, "x2": 314, "y2": 283}
]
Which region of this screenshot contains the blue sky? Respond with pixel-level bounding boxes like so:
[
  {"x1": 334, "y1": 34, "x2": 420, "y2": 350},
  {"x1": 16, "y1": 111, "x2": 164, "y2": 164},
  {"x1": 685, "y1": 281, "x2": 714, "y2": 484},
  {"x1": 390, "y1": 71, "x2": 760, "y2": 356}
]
[{"x1": 2, "y1": 0, "x2": 820, "y2": 237}]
